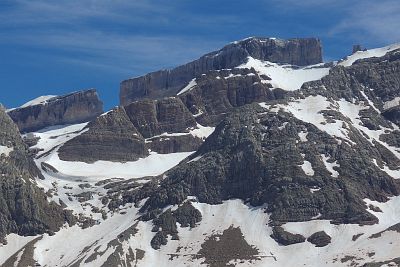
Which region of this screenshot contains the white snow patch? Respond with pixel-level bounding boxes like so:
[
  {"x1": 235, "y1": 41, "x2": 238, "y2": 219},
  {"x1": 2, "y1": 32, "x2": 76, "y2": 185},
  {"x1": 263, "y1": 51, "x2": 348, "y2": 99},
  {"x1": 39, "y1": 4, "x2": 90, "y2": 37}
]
[
  {"x1": 339, "y1": 43, "x2": 400, "y2": 67},
  {"x1": 383, "y1": 97, "x2": 400, "y2": 110},
  {"x1": 300, "y1": 160, "x2": 314, "y2": 176},
  {"x1": 278, "y1": 122, "x2": 288, "y2": 130},
  {"x1": 0, "y1": 145, "x2": 13, "y2": 157},
  {"x1": 238, "y1": 57, "x2": 330, "y2": 91},
  {"x1": 188, "y1": 155, "x2": 202, "y2": 163},
  {"x1": 359, "y1": 90, "x2": 380, "y2": 113},
  {"x1": 372, "y1": 159, "x2": 400, "y2": 179},
  {"x1": 298, "y1": 131, "x2": 308, "y2": 142},
  {"x1": 177, "y1": 78, "x2": 197, "y2": 95},
  {"x1": 0, "y1": 234, "x2": 37, "y2": 265},
  {"x1": 44, "y1": 151, "x2": 192, "y2": 181},
  {"x1": 11, "y1": 95, "x2": 57, "y2": 110},
  {"x1": 321, "y1": 154, "x2": 339, "y2": 178},
  {"x1": 310, "y1": 187, "x2": 321, "y2": 193},
  {"x1": 266, "y1": 95, "x2": 351, "y2": 143},
  {"x1": 190, "y1": 124, "x2": 215, "y2": 139},
  {"x1": 147, "y1": 124, "x2": 214, "y2": 141},
  {"x1": 29, "y1": 123, "x2": 89, "y2": 157}
]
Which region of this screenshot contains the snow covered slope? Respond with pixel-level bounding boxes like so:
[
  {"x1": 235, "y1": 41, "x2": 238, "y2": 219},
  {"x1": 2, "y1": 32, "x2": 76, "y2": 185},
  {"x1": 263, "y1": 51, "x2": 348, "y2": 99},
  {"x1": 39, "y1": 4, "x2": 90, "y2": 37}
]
[
  {"x1": 6, "y1": 95, "x2": 56, "y2": 112},
  {"x1": 339, "y1": 43, "x2": 400, "y2": 67},
  {"x1": 238, "y1": 56, "x2": 330, "y2": 91}
]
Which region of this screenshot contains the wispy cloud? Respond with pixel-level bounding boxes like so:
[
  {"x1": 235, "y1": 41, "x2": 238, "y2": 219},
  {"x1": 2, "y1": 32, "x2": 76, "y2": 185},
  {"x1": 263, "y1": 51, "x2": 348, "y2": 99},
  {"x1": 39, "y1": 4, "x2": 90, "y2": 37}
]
[
  {"x1": 0, "y1": 0, "x2": 230, "y2": 75},
  {"x1": 329, "y1": 0, "x2": 400, "y2": 45},
  {"x1": 271, "y1": 0, "x2": 400, "y2": 45}
]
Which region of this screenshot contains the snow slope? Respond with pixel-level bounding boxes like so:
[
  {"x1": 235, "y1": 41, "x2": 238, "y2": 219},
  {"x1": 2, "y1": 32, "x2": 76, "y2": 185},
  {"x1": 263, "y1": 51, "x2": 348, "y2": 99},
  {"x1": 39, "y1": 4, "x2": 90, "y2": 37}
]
[
  {"x1": 7, "y1": 95, "x2": 56, "y2": 111},
  {"x1": 238, "y1": 56, "x2": 330, "y2": 91},
  {"x1": 2, "y1": 196, "x2": 400, "y2": 266},
  {"x1": 339, "y1": 43, "x2": 400, "y2": 67},
  {"x1": 0, "y1": 145, "x2": 13, "y2": 157}
]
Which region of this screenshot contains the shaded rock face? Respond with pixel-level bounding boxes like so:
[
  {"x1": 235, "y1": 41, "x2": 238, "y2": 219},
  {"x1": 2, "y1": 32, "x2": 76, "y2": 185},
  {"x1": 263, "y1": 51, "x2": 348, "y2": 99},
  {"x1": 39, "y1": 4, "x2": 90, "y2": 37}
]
[
  {"x1": 178, "y1": 68, "x2": 284, "y2": 126},
  {"x1": 124, "y1": 97, "x2": 197, "y2": 138},
  {"x1": 136, "y1": 104, "x2": 400, "y2": 226},
  {"x1": 303, "y1": 49, "x2": 400, "y2": 125},
  {"x1": 0, "y1": 107, "x2": 74, "y2": 243},
  {"x1": 146, "y1": 135, "x2": 204, "y2": 154},
  {"x1": 58, "y1": 100, "x2": 202, "y2": 162},
  {"x1": 120, "y1": 37, "x2": 322, "y2": 105},
  {"x1": 8, "y1": 89, "x2": 103, "y2": 132},
  {"x1": 58, "y1": 107, "x2": 148, "y2": 163}
]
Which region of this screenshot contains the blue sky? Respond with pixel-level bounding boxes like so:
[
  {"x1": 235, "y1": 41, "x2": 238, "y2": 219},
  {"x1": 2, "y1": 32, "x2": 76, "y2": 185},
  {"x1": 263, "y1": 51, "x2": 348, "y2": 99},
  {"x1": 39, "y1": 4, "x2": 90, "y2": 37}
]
[{"x1": 1, "y1": 0, "x2": 399, "y2": 110}]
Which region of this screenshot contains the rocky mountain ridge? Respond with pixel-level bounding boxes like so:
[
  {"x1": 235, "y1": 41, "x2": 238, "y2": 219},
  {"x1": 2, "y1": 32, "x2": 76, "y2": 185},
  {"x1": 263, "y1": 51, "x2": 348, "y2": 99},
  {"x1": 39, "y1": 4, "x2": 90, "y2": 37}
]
[
  {"x1": 7, "y1": 89, "x2": 103, "y2": 133},
  {"x1": 120, "y1": 37, "x2": 322, "y2": 105},
  {"x1": 1, "y1": 38, "x2": 400, "y2": 267}
]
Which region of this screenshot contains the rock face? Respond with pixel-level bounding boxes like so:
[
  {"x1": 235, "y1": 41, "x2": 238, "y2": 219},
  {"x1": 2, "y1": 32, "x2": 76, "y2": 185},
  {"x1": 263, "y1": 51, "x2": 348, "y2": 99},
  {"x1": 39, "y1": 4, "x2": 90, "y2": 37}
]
[
  {"x1": 120, "y1": 37, "x2": 322, "y2": 105},
  {"x1": 124, "y1": 97, "x2": 197, "y2": 138},
  {"x1": 177, "y1": 68, "x2": 283, "y2": 126},
  {"x1": 59, "y1": 99, "x2": 203, "y2": 162},
  {"x1": 0, "y1": 107, "x2": 74, "y2": 243},
  {"x1": 58, "y1": 107, "x2": 148, "y2": 163},
  {"x1": 8, "y1": 89, "x2": 103, "y2": 132},
  {"x1": 136, "y1": 103, "x2": 399, "y2": 228},
  {"x1": 302, "y1": 49, "x2": 400, "y2": 125}
]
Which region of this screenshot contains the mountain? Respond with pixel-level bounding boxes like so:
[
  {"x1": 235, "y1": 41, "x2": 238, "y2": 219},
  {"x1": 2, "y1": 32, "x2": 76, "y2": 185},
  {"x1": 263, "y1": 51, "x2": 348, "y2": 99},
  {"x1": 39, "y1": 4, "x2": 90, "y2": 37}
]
[
  {"x1": 120, "y1": 37, "x2": 323, "y2": 106},
  {"x1": 7, "y1": 89, "x2": 103, "y2": 133},
  {"x1": 1, "y1": 38, "x2": 400, "y2": 267}
]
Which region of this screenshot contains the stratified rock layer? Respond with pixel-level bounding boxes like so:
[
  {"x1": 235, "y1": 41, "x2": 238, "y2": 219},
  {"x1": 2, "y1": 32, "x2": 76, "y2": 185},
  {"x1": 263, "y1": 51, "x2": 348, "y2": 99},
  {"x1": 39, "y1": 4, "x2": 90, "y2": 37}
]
[
  {"x1": 177, "y1": 68, "x2": 283, "y2": 126},
  {"x1": 120, "y1": 37, "x2": 322, "y2": 105},
  {"x1": 58, "y1": 98, "x2": 203, "y2": 162},
  {"x1": 58, "y1": 107, "x2": 148, "y2": 163},
  {"x1": 8, "y1": 89, "x2": 103, "y2": 132},
  {"x1": 124, "y1": 97, "x2": 197, "y2": 138}
]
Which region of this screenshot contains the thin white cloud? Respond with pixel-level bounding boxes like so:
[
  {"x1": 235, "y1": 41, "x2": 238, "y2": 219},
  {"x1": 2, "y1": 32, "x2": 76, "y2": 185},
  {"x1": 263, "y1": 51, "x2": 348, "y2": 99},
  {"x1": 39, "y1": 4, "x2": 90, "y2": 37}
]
[
  {"x1": 0, "y1": 29, "x2": 225, "y2": 74},
  {"x1": 0, "y1": 0, "x2": 229, "y2": 74},
  {"x1": 329, "y1": 0, "x2": 400, "y2": 45}
]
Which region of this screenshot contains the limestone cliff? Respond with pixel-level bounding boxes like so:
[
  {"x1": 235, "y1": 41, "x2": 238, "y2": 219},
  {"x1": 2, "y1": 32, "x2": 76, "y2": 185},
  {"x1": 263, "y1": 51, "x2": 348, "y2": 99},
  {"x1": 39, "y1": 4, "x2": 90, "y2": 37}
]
[{"x1": 8, "y1": 89, "x2": 103, "y2": 132}]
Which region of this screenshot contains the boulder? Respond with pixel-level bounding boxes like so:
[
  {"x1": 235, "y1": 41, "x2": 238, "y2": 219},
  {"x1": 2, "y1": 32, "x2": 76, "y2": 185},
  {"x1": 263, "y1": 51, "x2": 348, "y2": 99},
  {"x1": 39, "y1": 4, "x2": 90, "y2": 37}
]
[
  {"x1": 307, "y1": 231, "x2": 331, "y2": 247},
  {"x1": 270, "y1": 226, "x2": 306, "y2": 245}
]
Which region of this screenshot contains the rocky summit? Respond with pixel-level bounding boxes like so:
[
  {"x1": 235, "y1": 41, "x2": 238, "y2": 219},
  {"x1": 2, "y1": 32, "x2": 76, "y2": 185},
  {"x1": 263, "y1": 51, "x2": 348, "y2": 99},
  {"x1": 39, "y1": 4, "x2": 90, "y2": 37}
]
[
  {"x1": 1, "y1": 38, "x2": 400, "y2": 267},
  {"x1": 120, "y1": 37, "x2": 322, "y2": 105},
  {"x1": 7, "y1": 89, "x2": 103, "y2": 133}
]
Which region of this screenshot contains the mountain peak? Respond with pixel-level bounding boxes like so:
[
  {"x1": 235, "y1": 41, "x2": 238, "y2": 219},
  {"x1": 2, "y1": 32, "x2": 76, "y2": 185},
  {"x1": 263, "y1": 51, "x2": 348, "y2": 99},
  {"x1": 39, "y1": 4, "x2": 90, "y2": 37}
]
[{"x1": 120, "y1": 37, "x2": 323, "y2": 105}]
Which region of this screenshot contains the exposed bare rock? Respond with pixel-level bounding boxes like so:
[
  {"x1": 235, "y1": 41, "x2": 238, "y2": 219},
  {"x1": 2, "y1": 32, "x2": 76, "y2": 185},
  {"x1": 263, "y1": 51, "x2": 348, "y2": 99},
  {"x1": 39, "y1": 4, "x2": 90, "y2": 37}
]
[
  {"x1": 124, "y1": 97, "x2": 197, "y2": 138},
  {"x1": 8, "y1": 89, "x2": 103, "y2": 132},
  {"x1": 58, "y1": 107, "x2": 148, "y2": 163},
  {"x1": 177, "y1": 68, "x2": 284, "y2": 126},
  {"x1": 0, "y1": 107, "x2": 74, "y2": 243},
  {"x1": 307, "y1": 231, "x2": 331, "y2": 247},
  {"x1": 270, "y1": 226, "x2": 306, "y2": 245},
  {"x1": 120, "y1": 37, "x2": 322, "y2": 105}
]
